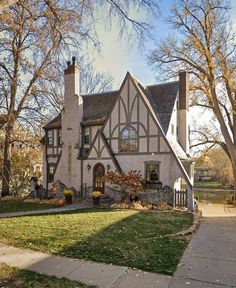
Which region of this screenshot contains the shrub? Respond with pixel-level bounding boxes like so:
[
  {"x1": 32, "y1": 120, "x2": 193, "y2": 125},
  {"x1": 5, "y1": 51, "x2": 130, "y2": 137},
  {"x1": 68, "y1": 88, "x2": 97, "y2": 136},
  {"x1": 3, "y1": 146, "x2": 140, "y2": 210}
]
[
  {"x1": 63, "y1": 189, "x2": 73, "y2": 197},
  {"x1": 105, "y1": 170, "x2": 144, "y2": 202},
  {"x1": 91, "y1": 191, "x2": 102, "y2": 198}
]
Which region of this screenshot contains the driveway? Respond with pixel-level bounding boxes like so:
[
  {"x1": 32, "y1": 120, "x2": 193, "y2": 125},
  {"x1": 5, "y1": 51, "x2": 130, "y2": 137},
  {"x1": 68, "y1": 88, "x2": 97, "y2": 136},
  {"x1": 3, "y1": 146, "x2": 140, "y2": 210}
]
[{"x1": 169, "y1": 204, "x2": 236, "y2": 287}]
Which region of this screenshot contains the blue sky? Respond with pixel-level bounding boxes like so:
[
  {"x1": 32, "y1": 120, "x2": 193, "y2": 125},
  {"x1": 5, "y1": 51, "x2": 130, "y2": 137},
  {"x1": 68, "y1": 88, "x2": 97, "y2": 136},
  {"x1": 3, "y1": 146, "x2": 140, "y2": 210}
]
[
  {"x1": 91, "y1": 0, "x2": 236, "y2": 88},
  {"x1": 91, "y1": 0, "x2": 173, "y2": 87}
]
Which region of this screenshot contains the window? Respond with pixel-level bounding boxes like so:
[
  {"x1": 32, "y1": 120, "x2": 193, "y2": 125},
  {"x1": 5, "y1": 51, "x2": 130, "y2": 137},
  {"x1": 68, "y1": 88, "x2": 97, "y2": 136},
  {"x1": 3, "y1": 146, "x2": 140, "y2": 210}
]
[
  {"x1": 48, "y1": 164, "x2": 55, "y2": 182},
  {"x1": 145, "y1": 163, "x2": 159, "y2": 183},
  {"x1": 120, "y1": 126, "x2": 138, "y2": 152},
  {"x1": 58, "y1": 129, "x2": 62, "y2": 146},
  {"x1": 47, "y1": 130, "x2": 53, "y2": 146},
  {"x1": 84, "y1": 127, "x2": 90, "y2": 145}
]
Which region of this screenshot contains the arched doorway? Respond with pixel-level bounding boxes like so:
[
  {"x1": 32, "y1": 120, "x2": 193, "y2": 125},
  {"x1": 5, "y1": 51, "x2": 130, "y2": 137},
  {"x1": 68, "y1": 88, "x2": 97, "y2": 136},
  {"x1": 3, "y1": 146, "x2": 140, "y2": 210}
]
[{"x1": 93, "y1": 163, "x2": 105, "y2": 193}]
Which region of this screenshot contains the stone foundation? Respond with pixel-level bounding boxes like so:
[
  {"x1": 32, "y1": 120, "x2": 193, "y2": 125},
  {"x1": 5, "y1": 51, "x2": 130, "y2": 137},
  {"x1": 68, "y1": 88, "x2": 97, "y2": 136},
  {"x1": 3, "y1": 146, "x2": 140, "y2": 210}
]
[
  {"x1": 104, "y1": 185, "x2": 174, "y2": 206},
  {"x1": 50, "y1": 180, "x2": 79, "y2": 200}
]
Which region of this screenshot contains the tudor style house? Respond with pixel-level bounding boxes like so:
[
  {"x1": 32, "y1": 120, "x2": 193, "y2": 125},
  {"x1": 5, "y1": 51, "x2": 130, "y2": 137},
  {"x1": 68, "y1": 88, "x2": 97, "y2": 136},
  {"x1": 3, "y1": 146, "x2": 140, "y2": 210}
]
[{"x1": 42, "y1": 57, "x2": 194, "y2": 209}]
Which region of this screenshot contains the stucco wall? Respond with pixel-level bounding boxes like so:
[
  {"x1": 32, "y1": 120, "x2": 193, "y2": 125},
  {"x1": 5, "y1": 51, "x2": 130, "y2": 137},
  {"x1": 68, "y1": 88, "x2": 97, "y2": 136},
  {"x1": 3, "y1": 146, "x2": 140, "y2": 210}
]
[
  {"x1": 166, "y1": 100, "x2": 178, "y2": 141},
  {"x1": 54, "y1": 69, "x2": 82, "y2": 191}
]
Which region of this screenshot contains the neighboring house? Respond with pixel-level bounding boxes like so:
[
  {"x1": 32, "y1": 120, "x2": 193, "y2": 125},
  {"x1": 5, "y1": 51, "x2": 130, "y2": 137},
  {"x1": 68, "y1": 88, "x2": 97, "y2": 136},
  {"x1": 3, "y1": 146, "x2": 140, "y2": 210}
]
[
  {"x1": 42, "y1": 57, "x2": 194, "y2": 209},
  {"x1": 194, "y1": 166, "x2": 221, "y2": 182}
]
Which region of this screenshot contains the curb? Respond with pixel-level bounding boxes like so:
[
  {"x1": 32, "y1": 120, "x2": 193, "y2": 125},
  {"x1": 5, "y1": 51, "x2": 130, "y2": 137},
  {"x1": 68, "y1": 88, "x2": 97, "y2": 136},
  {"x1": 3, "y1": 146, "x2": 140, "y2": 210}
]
[{"x1": 166, "y1": 211, "x2": 202, "y2": 238}]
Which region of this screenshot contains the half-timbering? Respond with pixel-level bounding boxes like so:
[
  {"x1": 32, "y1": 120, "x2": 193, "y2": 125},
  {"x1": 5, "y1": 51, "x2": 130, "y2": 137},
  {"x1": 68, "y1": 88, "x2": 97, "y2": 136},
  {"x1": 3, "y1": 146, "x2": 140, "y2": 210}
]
[{"x1": 42, "y1": 58, "x2": 194, "y2": 209}]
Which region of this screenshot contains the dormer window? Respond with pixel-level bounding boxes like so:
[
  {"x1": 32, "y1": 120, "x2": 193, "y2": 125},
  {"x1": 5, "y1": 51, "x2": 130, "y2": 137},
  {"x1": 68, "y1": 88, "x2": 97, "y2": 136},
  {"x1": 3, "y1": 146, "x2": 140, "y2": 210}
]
[
  {"x1": 84, "y1": 127, "x2": 90, "y2": 145},
  {"x1": 120, "y1": 126, "x2": 138, "y2": 152},
  {"x1": 47, "y1": 130, "x2": 53, "y2": 146}
]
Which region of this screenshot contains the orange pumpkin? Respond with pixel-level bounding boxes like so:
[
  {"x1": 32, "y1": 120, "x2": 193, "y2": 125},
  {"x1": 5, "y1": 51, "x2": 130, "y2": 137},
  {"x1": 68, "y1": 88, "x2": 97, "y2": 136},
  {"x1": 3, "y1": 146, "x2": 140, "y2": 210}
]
[{"x1": 57, "y1": 199, "x2": 65, "y2": 206}]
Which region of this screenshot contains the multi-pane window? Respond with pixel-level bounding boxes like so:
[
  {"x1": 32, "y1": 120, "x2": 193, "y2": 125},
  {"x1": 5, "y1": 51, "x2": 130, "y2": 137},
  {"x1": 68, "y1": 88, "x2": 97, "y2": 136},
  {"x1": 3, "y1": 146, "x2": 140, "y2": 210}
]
[
  {"x1": 84, "y1": 127, "x2": 90, "y2": 145},
  {"x1": 58, "y1": 129, "x2": 62, "y2": 146},
  {"x1": 47, "y1": 130, "x2": 53, "y2": 146},
  {"x1": 120, "y1": 126, "x2": 138, "y2": 152},
  {"x1": 48, "y1": 164, "x2": 55, "y2": 182},
  {"x1": 146, "y1": 164, "x2": 159, "y2": 183}
]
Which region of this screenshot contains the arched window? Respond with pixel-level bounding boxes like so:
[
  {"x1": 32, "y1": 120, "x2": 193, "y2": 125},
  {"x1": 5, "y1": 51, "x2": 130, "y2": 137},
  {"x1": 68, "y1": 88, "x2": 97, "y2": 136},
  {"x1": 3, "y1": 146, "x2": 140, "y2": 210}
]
[{"x1": 120, "y1": 126, "x2": 138, "y2": 152}]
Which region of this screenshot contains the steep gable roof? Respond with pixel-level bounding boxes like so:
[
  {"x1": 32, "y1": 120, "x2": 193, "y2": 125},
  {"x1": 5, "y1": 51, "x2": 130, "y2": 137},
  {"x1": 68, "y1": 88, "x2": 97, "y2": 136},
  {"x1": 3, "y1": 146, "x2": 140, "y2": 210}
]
[
  {"x1": 126, "y1": 73, "x2": 179, "y2": 134},
  {"x1": 84, "y1": 129, "x2": 122, "y2": 173},
  {"x1": 43, "y1": 113, "x2": 62, "y2": 129},
  {"x1": 81, "y1": 90, "x2": 119, "y2": 125},
  {"x1": 148, "y1": 82, "x2": 179, "y2": 134},
  {"x1": 43, "y1": 75, "x2": 179, "y2": 133}
]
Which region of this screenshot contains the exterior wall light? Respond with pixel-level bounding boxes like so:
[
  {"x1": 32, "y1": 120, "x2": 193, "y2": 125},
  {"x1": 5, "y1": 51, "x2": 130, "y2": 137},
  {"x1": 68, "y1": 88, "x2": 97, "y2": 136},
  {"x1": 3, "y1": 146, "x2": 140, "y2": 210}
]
[
  {"x1": 87, "y1": 163, "x2": 91, "y2": 172},
  {"x1": 106, "y1": 163, "x2": 110, "y2": 171}
]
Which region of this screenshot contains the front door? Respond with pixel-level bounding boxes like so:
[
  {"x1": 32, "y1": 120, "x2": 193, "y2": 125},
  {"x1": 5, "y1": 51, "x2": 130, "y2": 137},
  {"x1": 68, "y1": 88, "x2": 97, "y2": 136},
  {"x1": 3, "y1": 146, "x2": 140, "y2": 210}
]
[{"x1": 93, "y1": 163, "x2": 105, "y2": 193}]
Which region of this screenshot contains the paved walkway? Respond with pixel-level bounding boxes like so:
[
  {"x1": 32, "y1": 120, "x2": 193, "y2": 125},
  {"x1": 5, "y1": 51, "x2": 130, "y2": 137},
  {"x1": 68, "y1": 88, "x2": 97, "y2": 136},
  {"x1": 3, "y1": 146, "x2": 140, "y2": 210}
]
[
  {"x1": 0, "y1": 200, "x2": 93, "y2": 218},
  {"x1": 199, "y1": 203, "x2": 236, "y2": 218},
  {"x1": 0, "y1": 243, "x2": 172, "y2": 288},
  {"x1": 169, "y1": 204, "x2": 236, "y2": 288}
]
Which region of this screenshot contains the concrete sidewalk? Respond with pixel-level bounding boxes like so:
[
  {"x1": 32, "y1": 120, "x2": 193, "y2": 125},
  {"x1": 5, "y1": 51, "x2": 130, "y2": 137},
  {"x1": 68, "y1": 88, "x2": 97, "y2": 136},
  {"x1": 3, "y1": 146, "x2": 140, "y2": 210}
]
[
  {"x1": 199, "y1": 203, "x2": 236, "y2": 218},
  {"x1": 0, "y1": 243, "x2": 172, "y2": 288},
  {"x1": 0, "y1": 200, "x2": 93, "y2": 218},
  {"x1": 169, "y1": 205, "x2": 236, "y2": 288}
]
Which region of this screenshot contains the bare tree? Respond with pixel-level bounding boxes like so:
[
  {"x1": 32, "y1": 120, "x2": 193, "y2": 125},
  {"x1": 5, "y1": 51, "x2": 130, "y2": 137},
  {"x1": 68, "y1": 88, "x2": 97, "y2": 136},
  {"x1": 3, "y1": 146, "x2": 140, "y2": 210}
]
[
  {"x1": 0, "y1": 0, "x2": 17, "y2": 11},
  {"x1": 80, "y1": 62, "x2": 113, "y2": 95},
  {"x1": 0, "y1": 0, "x2": 159, "y2": 196},
  {"x1": 149, "y1": 0, "x2": 236, "y2": 199},
  {"x1": 36, "y1": 60, "x2": 114, "y2": 116}
]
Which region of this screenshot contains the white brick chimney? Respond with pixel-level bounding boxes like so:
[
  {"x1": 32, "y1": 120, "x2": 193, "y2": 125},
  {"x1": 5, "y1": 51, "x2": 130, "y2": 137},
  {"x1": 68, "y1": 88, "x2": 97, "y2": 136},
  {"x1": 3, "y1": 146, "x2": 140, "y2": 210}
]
[
  {"x1": 177, "y1": 71, "x2": 189, "y2": 154},
  {"x1": 55, "y1": 57, "x2": 83, "y2": 190}
]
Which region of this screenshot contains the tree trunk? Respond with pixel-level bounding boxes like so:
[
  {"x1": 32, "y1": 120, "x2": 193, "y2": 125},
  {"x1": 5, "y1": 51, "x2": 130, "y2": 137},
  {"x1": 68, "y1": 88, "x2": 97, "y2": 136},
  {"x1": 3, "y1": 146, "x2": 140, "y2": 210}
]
[
  {"x1": 232, "y1": 157, "x2": 236, "y2": 201},
  {"x1": 1, "y1": 125, "x2": 12, "y2": 197}
]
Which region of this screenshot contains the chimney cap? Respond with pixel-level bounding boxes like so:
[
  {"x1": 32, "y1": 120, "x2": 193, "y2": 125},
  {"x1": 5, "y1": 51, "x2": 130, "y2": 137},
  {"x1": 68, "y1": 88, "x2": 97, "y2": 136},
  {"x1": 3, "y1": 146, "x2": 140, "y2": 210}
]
[
  {"x1": 67, "y1": 61, "x2": 71, "y2": 68},
  {"x1": 179, "y1": 69, "x2": 188, "y2": 74},
  {"x1": 72, "y1": 56, "x2": 76, "y2": 65}
]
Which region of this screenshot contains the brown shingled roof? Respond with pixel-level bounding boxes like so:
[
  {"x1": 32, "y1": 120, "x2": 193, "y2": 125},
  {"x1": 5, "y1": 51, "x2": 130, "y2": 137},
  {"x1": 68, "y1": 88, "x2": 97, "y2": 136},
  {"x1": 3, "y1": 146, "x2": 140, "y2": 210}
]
[
  {"x1": 148, "y1": 82, "x2": 179, "y2": 134},
  {"x1": 43, "y1": 113, "x2": 62, "y2": 129},
  {"x1": 82, "y1": 90, "x2": 119, "y2": 122},
  {"x1": 43, "y1": 80, "x2": 179, "y2": 134}
]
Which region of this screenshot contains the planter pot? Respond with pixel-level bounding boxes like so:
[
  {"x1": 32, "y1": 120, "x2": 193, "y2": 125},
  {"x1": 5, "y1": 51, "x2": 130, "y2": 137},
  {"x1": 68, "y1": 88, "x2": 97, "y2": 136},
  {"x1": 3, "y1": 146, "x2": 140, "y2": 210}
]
[
  {"x1": 93, "y1": 197, "x2": 100, "y2": 206},
  {"x1": 65, "y1": 195, "x2": 72, "y2": 205}
]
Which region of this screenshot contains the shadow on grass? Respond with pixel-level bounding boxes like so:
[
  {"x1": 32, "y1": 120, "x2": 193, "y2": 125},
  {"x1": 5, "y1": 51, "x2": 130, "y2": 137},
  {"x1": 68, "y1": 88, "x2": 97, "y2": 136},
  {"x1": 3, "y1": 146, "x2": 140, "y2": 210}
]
[
  {"x1": 0, "y1": 208, "x2": 193, "y2": 275},
  {"x1": 0, "y1": 263, "x2": 93, "y2": 288},
  {"x1": 62, "y1": 210, "x2": 192, "y2": 274}
]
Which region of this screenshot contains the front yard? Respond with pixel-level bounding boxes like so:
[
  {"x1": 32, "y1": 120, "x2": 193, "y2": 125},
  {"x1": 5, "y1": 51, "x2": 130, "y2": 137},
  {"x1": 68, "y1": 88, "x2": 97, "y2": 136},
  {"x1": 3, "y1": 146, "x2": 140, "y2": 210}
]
[
  {"x1": 0, "y1": 199, "x2": 61, "y2": 214},
  {"x1": 0, "y1": 208, "x2": 193, "y2": 275},
  {"x1": 0, "y1": 263, "x2": 95, "y2": 288}
]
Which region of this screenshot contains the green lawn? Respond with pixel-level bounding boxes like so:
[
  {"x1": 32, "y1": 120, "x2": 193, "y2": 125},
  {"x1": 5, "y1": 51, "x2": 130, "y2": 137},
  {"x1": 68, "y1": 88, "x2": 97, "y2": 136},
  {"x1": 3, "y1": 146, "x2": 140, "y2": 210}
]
[
  {"x1": 0, "y1": 208, "x2": 193, "y2": 275},
  {"x1": 0, "y1": 199, "x2": 60, "y2": 213},
  {"x1": 194, "y1": 181, "x2": 224, "y2": 188},
  {"x1": 0, "y1": 263, "x2": 95, "y2": 288},
  {"x1": 194, "y1": 190, "x2": 234, "y2": 204}
]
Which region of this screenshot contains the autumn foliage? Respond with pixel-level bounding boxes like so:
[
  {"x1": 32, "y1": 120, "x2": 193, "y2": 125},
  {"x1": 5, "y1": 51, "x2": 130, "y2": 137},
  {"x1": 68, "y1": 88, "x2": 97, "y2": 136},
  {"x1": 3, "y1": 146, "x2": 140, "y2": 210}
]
[{"x1": 105, "y1": 170, "x2": 144, "y2": 202}]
